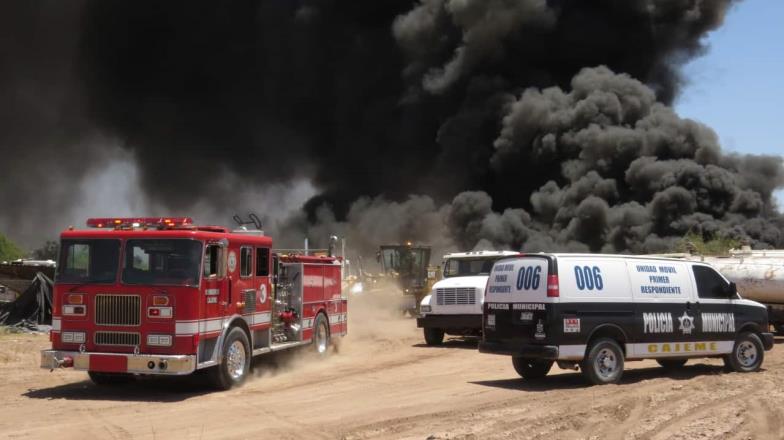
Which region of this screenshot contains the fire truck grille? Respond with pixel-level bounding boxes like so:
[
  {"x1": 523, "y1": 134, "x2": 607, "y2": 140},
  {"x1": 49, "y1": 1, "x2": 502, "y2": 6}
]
[
  {"x1": 94, "y1": 331, "x2": 140, "y2": 347},
  {"x1": 436, "y1": 287, "x2": 477, "y2": 305},
  {"x1": 95, "y1": 295, "x2": 141, "y2": 326}
]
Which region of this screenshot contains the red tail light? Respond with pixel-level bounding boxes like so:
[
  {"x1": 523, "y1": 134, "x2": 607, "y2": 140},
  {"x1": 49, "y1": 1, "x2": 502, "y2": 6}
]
[{"x1": 547, "y1": 274, "x2": 560, "y2": 297}]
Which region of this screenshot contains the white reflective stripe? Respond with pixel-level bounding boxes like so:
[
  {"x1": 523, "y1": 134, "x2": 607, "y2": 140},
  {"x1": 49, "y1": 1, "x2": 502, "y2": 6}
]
[
  {"x1": 557, "y1": 344, "x2": 587, "y2": 360},
  {"x1": 51, "y1": 318, "x2": 61, "y2": 331},
  {"x1": 175, "y1": 321, "x2": 199, "y2": 335},
  {"x1": 628, "y1": 340, "x2": 733, "y2": 357},
  {"x1": 253, "y1": 312, "x2": 271, "y2": 325},
  {"x1": 199, "y1": 319, "x2": 223, "y2": 333},
  {"x1": 302, "y1": 318, "x2": 314, "y2": 329},
  {"x1": 242, "y1": 312, "x2": 272, "y2": 326}
]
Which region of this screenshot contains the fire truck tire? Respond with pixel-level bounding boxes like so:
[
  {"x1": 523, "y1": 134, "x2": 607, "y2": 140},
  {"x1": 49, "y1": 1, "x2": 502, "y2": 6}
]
[
  {"x1": 88, "y1": 371, "x2": 134, "y2": 386},
  {"x1": 210, "y1": 327, "x2": 251, "y2": 390},
  {"x1": 581, "y1": 338, "x2": 625, "y2": 385},
  {"x1": 512, "y1": 358, "x2": 553, "y2": 380},
  {"x1": 313, "y1": 313, "x2": 330, "y2": 355},
  {"x1": 724, "y1": 332, "x2": 764, "y2": 373},
  {"x1": 423, "y1": 327, "x2": 444, "y2": 346}
]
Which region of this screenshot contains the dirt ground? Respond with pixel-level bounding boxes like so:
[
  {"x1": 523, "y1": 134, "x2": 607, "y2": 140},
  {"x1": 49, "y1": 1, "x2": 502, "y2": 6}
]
[{"x1": 1, "y1": 298, "x2": 783, "y2": 440}]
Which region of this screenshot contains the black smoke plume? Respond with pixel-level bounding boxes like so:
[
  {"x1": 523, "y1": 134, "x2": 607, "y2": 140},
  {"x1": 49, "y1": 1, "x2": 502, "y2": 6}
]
[{"x1": 1, "y1": 0, "x2": 782, "y2": 256}]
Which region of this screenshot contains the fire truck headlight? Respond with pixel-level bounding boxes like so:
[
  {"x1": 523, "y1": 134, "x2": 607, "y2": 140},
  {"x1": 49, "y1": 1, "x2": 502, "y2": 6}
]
[
  {"x1": 420, "y1": 305, "x2": 431, "y2": 314},
  {"x1": 62, "y1": 305, "x2": 86, "y2": 316},
  {"x1": 147, "y1": 307, "x2": 173, "y2": 318},
  {"x1": 61, "y1": 331, "x2": 86, "y2": 344},
  {"x1": 147, "y1": 334, "x2": 173, "y2": 347}
]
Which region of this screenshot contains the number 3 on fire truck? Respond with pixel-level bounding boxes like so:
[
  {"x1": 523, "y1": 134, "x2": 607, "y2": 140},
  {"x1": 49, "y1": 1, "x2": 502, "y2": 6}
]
[{"x1": 259, "y1": 284, "x2": 267, "y2": 303}]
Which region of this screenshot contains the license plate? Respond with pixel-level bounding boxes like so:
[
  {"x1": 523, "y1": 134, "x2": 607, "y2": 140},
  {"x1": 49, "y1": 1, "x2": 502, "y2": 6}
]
[{"x1": 519, "y1": 312, "x2": 533, "y2": 321}]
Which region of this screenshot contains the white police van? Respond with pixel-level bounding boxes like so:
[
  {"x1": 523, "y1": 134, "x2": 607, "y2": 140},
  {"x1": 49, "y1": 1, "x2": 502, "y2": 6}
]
[
  {"x1": 417, "y1": 251, "x2": 518, "y2": 345},
  {"x1": 479, "y1": 253, "x2": 774, "y2": 385}
]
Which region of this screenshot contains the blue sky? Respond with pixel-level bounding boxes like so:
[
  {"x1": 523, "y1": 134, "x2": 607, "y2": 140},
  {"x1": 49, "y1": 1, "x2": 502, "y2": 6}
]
[{"x1": 676, "y1": 0, "x2": 784, "y2": 207}]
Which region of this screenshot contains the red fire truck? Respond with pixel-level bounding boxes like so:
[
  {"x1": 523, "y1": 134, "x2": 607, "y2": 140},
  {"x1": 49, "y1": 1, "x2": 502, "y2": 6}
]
[{"x1": 40, "y1": 217, "x2": 347, "y2": 390}]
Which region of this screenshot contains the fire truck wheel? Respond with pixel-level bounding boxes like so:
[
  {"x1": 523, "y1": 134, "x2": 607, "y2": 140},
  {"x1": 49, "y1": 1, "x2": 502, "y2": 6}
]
[
  {"x1": 88, "y1": 371, "x2": 134, "y2": 386},
  {"x1": 210, "y1": 327, "x2": 251, "y2": 390},
  {"x1": 581, "y1": 338, "x2": 625, "y2": 385},
  {"x1": 724, "y1": 332, "x2": 764, "y2": 373},
  {"x1": 313, "y1": 313, "x2": 330, "y2": 355},
  {"x1": 512, "y1": 358, "x2": 553, "y2": 380},
  {"x1": 423, "y1": 327, "x2": 444, "y2": 346}
]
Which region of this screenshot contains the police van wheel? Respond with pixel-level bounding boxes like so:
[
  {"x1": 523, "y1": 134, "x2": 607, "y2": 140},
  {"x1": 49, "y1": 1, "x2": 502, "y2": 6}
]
[
  {"x1": 424, "y1": 328, "x2": 445, "y2": 346},
  {"x1": 581, "y1": 338, "x2": 624, "y2": 385},
  {"x1": 209, "y1": 327, "x2": 251, "y2": 390},
  {"x1": 313, "y1": 313, "x2": 331, "y2": 355},
  {"x1": 512, "y1": 358, "x2": 553, "y2": 380},
  {"x1": 724, "y1": 332, "x2": 764, "y2": 373},
  {"x1": 88, "y1": 371, "x2": 134, "y2": 386},
  {"x1": 656, "y1": 359, "x2": 687, "y2": 370}
]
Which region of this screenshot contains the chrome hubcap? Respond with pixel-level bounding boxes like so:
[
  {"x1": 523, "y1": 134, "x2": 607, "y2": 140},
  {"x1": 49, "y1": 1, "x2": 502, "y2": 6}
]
[
  {"x1": 226, "y1": 340, "x2": 246, "y2": 380},
  {"x1": 737, "y1": 341, "x2": 758, "y2": 367},
  {"x1": 595, "y1": 348, "x2": 618, "y2": 379},
  {"x1": 316, "y1": 321, "x2": 328, "y2": 354}
]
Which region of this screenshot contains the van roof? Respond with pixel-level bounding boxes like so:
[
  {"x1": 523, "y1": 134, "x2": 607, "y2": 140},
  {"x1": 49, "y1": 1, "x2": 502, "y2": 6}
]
[
  {"x1": 443, "y1": 250, "x2": 519, "y2": 259},
  {"x1": 509, "y1": 253, "x2": 702, "y2": 264}
]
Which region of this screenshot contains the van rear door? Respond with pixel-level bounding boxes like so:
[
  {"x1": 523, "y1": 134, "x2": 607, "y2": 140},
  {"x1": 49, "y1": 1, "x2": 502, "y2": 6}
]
[{"x1": 483, "y1": 256, "x2": 554, "y2": 342}]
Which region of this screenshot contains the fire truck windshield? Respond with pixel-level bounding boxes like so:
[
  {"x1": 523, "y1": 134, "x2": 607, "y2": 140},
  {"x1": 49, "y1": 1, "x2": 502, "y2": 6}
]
[
  {"x1": 442, "y1": 258, "x2": 499, "y2": 278},
  {"x1": 122, "y1": 239, "x2": 203, "y2": 286},
  {"x1": 57, "y1": 239, "x2": 121, "y2": 284}
]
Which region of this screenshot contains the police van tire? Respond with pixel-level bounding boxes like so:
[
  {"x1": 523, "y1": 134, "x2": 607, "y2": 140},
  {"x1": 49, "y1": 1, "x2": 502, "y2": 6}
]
[
  {"x1": 210, "y1": 327, "x2": 251, "y2": 390},
  {"x1": 88, "y1": 371, "x2": 134, "y2": 386},
  {"x1": 724, "y1": 332, "x2": 764, "y2": 373},
  {"x1": 512, "y1": 358, "x2": 553, "y2": 380},
  {"x1": 656, "y1": 359, "x2": 687, "y2": 369},
  {"x1": 581, "y1": 338, "x2": 625, "y2": 385},
  {"x1": 424, "y1": 328, "x2": 445, "y2": 346},
  {"x1": 313, "y1": 313, "x2": 331, "y2": 355}
]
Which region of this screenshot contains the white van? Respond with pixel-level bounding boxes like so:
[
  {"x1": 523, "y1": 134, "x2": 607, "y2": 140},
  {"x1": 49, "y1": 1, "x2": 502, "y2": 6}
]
[
  {"x1": 479, "y1": 253, "x2": 774, "y2": 385},
  {"x1": 417, "y1": 251, "x2": 518, "y2": 345}
]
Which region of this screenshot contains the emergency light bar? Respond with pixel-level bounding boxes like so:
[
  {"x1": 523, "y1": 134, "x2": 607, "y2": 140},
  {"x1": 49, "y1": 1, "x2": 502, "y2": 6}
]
[{"x1": 86, "y1": 217, "x2": 193, "y2": 228}]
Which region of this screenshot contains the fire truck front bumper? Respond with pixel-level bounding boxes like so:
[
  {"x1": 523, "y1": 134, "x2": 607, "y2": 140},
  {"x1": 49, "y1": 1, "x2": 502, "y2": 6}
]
[{"x1": 40, "y1": 350, "x2": 197, "y2": 375}]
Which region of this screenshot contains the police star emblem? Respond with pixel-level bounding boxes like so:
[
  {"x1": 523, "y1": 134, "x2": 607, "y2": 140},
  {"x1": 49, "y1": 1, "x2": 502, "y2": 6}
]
[{"x1": 678, "y1": 311, "x2": 695, "y2": 335}]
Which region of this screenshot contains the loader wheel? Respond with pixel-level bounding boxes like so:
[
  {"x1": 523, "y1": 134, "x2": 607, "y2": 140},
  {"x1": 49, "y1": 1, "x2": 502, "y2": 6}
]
[
  {"x1": 88, "y1": 371, "x2": 134, "y2": 386},
  {"x1": 512, "y1": 358, "x2": 553, "y2": 380},
  {"x1": 423, "y1": 327, "x2": 444, "y2": 346},
  {"x1": 209, "y1": 327, "x2": 251, "y2": 390}
]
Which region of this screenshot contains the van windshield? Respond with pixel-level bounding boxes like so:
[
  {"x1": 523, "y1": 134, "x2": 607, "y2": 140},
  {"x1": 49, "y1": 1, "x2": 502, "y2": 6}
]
[
  {"x1": 57, "y1": 239, "x2": 121, "y2": 284},
  {"x1": 122, "y1": 239, "x2": 202, "y2": 286},
  {"x1": 443, "y1": 258, "x2": 499, "y2": 278}
]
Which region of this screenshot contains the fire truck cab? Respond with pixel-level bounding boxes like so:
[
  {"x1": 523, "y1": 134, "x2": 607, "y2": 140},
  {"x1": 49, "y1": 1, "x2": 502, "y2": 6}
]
[{"x1": 40, "y1": 217, "x2": 347, "y2": 390}]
